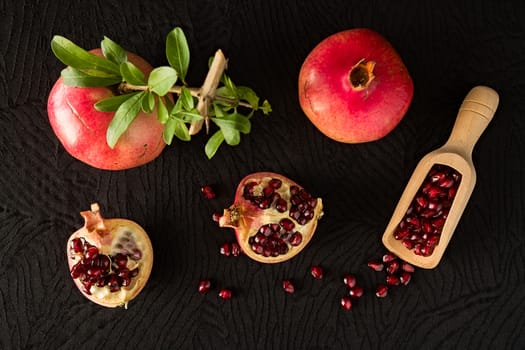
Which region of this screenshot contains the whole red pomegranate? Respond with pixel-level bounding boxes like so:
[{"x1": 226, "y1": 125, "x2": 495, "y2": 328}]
[
  {"x1": 298, "y1": 28, "x2": 414, "y2": 143},
  {"x1": 67, "y1": 203, "x2": 153, "y2": 308},
  {"x1": 218, "y1": 172, "x2": 324, "y2": 263},
  {"x1": 47, "y1": 49, "x2": 165, "y2": 170}
]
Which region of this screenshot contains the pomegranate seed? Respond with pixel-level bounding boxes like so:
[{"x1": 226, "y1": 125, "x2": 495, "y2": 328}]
[
  {"x1": 269, "y1": 178, "x2": 282, "y2": 189},
  {"x1": 349, "y1": 286, "x2": 364, "y2": 299},
  {"x1": 198, "y1": 279, "x2": 211, "y2": 293},
  {"x1": 129, "y1": 248, "x2": 142, "y2": 260},
  {"x1": 375, "y1": 284, "x2": 388, "y2": 298},
  {"x1": 401, "y1": 262, "x2": 415, "y2": 273},
  {"x1": 343, "y1": 274, "x2": 357, "y2": 288},
  {"x1": 288, "y1": 232, "x2": 303, "y2": 246},
  {"x1": 367, "y1": 260, "x2": 384, "y2": 272},
  {"x1": 280, "y1": 218, "x2": 295, "y2": 232},
  {"x1": 386, "y1": 260, "x2": 400, "y2": 275},
  {"x1": 310, "y1": 266, "x2": 323, "y2": 279},
  {"x1": 282, "y1": 280, "x2": 295, "y2": 294},
  {"x1": 70, "y1": 238, "x2": 84, "y2": 254},
  {"x1": 84, "y1": 245, "x2": 99, "y2": 261},
  {"x1": 400, "y1": 272, "x2": 412, "y2": 286},
  {"x1": 231, "y1": 242, "x2": 242, "y2": 256},
  {"x1": 220, "y1": 243, "x2": 231, "y2": 256},
  {"x1": 212, "y1": 212, "x2": 222, "y2": 222},
  {"x1": 114, "y1": 253, "x2": 128, "y2": 267},
  {"x1": 275, "y1": 198, "x2": 288, "y2": 213},
  {"x1": 340, "y1": 297, "x2": 352, "y2": 311},
  {"x1": 200, "y1": 185, "x2": 216, "y2": 199},
  {"x1": 386, "y1": 275, "x2": 400, "y2": 286},
  {"x1": 263, "y1": 186, "x2": 274, "y2": 197},
  {"x1": 382, "y1": 252, "x2": 398, "y2": 263},
  {"x1": 218, "y1": 289, "x2": 232, "y2": 299}
]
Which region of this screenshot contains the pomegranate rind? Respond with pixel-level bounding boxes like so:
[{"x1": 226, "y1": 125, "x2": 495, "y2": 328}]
[
  {"x1": 47, "y1": 50, "x2": 166, "y2": 170},
  {"x1": 298, "y1": 28, "x2": 414, "y2": 144},
  {"x1": 67, "y1": 204, "x2": 153, "y2": 308},
  {"x1": 219, "y1": 172, "x2": 323, "y2": 263}
]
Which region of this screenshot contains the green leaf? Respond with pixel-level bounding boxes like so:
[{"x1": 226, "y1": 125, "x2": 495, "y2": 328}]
[
  {"x1": 178, "y1": 110, "x2": 203, "y2": 123},
  {"x1": 166, "y1": 27, "x2": 190, "y2": 84},
  {"x1": 157, "y1": 99, "x2": 169, "y2": 123},
  {"x1": 180, "y1": 86, "x2": 194, "y2": 110},
  {"x1": 120, "y1": 61, "x2": 147, "y2": 85},
  {"x1": 163, "y1": 118, "x2": 190, "y2": 145},
  {"x1": 163, "y1": 118, "x2": 176, "y2": 145},
  {"x1": 221, "y1": 127, "x2": 240, "y2": 146},
  {"x1": 260, "y1": 100, "x2": 272, "y2": 115},
  {"x1": 221, "y1": 74, "x2": 238, "y2": 98},
  {"x1": 205, "y1": 130, "x2": 225, "y2": 159},
  {"x1": 61, "y1": 67, "x2": 121, "y2": 87},
  {"x1": 173, "y1": 120, "x2": 191, "y2": 141},
  {"x1": 148, "y1": 66, "x2": 178, "y2": 96},
  {"x1": 95, "y1": 93, "x2": 136, "y2": 112},
  {"x1": 141, "y1": 92, "x2": 155, "y2": 113},
  {"x1": 212, "y1": 112, "x2": 251, "y2": 134},
  {"x1": 51, "y1": 35, "x2": 120, "y2": 75},
  {"x1": 236, "y1": 86, "x2": 260, "y2": 109},
  {"x1": 107, "y1": 91, "x2": 145, "y2": 148},
  {"x1": 101, "y1": 36, "x2": 127, "y2": 65}
]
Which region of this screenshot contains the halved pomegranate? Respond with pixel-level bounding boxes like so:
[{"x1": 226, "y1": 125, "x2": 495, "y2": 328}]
[
  {"x1": 67, "y1": 203, "x2": 153, "y2": 308},
  {"x1": 218, "y1": 172, "x2": 323, "y2": 263}
]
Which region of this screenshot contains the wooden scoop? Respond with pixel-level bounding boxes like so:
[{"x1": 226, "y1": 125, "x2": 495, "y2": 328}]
[{"x1": 382, "y1": 86, "x2": 499, "y2": 269}]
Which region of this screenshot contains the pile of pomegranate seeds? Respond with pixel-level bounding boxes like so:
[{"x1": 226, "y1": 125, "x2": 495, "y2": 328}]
[
  {"x1": 368, "y1": 252, "x2": 415, "y2": 298},
  {"x1": 393, "y1": 164, "x2": 462, "y2": 256},
  {"x1": 242, "y1": 178, "x2": 318, "y2": 257},
  {"x1": 69, "y1": 237, "x2": 139, "y2": 295}
]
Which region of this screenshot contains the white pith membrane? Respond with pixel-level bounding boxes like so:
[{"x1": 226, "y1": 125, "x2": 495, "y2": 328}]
[
  {"x1": 219, "y1": 174, "x2": 324, "y2": 263},
  {"x1": 67, "y1": 204, "x2": 153, "y2": 308}
]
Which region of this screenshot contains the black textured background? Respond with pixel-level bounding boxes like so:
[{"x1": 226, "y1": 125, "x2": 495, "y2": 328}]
[{"x1": 2, "y1": 0, "x2": 525, "y2": 349}]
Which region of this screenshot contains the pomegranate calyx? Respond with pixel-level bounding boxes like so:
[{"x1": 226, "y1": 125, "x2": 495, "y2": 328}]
[
  {"x1": 349, "y1": 59, "x2": 376, "y2": 91},
  {"x1": 80, "y1": 203, "x2": 108, "y2": 236},
  {"x1": 219, "y1": 206, "x2": 242, "y2": 228}
]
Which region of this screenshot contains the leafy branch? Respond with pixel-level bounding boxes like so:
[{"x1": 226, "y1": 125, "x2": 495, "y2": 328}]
[{"x1": 50, "y1": 27, "x2": 271, "y2": 159}]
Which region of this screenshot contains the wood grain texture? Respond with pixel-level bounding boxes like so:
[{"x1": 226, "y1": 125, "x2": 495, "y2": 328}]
[{"x1": 1, "y1": 0, "x2": 525, "y2": 348}]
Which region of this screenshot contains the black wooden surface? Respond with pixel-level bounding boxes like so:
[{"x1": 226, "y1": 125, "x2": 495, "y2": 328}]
[{"x1": 1, "y1": 0, "x2": 524, "y2": 349}]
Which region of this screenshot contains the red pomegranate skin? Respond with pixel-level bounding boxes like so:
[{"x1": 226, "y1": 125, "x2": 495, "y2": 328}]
[
  {"x1": 47, "y1": 49, "x2": 166, "y2": 170},
  {"x1": 299, "y1": 28, "x2": 414, "y2": 143}
]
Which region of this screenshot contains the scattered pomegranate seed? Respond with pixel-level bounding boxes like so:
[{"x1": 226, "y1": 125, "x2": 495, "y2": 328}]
[
  {"x1": 375, "y1": 284, "x2": 388, "y2": 298},
  {"x1": 231, "y1": 242, "x2": 242, "y2": 256},
  {"x1": 220, "y1": 243, "x2": 231, "y2": 256},
  {"x1": 401, "y1": 262, "x2": 415, "y2": 273},
  {"x1": 200, "y1": 185, "x2": 216, "y2": 199},
  {"x1": 367, "y1": 260, "x2": 384, "y2": 272},
  {"x1": 198, "y1": 279, "x2": 211, "y2": 293},
  {"x1": 399, "y1": 272, "x2": 412, "y2": 286},
  {"x1": 386, "y1": 260, "x2": 400, "y2": 275},
  {"x1": 340, "y1": 296, "x2": 352, "y2": 311},
  {"x1": 386, "y1": 275, "x2": 401, "y2": 286},
  {"x1": 348, "y1": 286, "x2": 364, "y2": 299},
  {"x1": 343, "y1": 274, "x2": 357, "y2": 288},
  {"x1": 310, "y1": 266, "x2": 323, "y2": 279},
  {"x1": 212, "y1": 212, "x2": 222, "y2": 222},
  {"x1": 218, "y1": 289, "x2": 232, "y2": 300},
  {"x1": 382, "y1": 252, "x2": 398, "y2": 263},
  {"x1": 282, "y1": 280, "x2": 295, "y2": 294}
]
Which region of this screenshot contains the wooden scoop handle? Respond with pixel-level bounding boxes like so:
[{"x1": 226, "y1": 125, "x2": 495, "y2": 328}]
[{"x1": 444, "y1": 86, "x2": 499, "y2": 156}]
